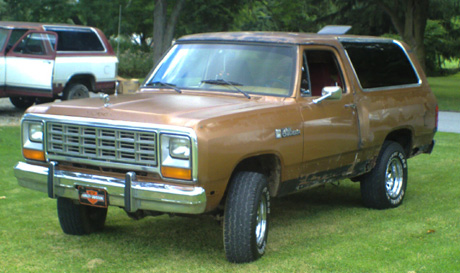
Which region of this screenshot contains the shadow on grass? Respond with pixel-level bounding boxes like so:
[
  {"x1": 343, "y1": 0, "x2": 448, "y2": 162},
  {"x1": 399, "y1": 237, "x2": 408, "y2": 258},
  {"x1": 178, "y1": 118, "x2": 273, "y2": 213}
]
[
  {"x1": 272, "y1": 181, "x2": 363, "y2": 215},
  {"x1": 88, "y1": 180, "x2": 364, "y2": 260}
]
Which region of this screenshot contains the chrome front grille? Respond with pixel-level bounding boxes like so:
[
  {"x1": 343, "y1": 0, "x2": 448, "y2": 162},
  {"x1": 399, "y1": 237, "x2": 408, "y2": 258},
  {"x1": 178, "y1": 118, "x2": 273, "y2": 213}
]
[{"x1": 46, "y1": 123, "x2": 157, "y2": 167}]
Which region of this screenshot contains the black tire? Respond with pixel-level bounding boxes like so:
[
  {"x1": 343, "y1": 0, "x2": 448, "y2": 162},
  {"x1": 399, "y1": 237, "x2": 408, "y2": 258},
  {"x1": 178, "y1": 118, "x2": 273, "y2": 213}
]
[
  {"x1": 35, "y1": 97, "x2": 55, "y2": 104},
  {"x1": 63, "y1": 83, "x2": 90, "y2": 100},
  {"x1": 360, "y1": 141, "x2": 408, "y2": 209},
  {"x1": 57, "y1": 197, "x2": 107, "y2": 235},
  {"x1": 9, "y1": 96, "x2": 34, "y2": 109},
  {"x1": 224, "y1": 172, "x2": 270, "y2": 263}
]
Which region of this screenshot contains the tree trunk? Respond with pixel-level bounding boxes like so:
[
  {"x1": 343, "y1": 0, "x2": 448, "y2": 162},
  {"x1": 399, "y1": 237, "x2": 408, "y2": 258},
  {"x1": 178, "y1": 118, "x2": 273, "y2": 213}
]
[
  {"x1": 153, "y1": 0, "x2": 185, "y2": 66},
  {"x1": 376, "y1": 0, "x2": 429, "y2": 72}
]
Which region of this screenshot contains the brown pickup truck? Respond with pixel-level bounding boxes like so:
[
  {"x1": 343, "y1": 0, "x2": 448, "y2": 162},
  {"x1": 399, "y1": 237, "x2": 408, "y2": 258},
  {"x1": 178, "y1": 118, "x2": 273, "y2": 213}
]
[{"x1": 15, "y1": 31, "x2": 437, "y2": 263}]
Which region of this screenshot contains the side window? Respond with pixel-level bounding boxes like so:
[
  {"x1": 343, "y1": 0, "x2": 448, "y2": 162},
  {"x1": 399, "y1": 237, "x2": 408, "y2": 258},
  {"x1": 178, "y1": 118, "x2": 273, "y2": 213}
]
[
  {"x1": 342, "y1": 41, "x2": 419, "y2": 89},
  {"x1": 301, "y1": 49, "x2": 344, "y2": 97},
  {"x1": 13, "y1": 33, "x2": 54, "y2": 56},
  {"x1": 6, "y1": 28, "x2": 28, "y2": 51},
  {"x1": 46, "y1": 28, "x2": 105, "y2": 52}
]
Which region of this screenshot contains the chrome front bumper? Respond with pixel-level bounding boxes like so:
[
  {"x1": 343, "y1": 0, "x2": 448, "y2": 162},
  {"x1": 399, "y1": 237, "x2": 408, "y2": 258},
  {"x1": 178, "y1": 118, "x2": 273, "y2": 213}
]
[{"x1": 14, "y1": 161, "x2": 207, "y2": 214}]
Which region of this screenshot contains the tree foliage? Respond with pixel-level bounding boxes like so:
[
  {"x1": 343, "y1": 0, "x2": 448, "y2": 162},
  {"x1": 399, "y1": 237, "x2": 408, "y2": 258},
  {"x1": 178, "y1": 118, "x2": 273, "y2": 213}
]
[{"x1": 0, "y1": 0, "x2": 458, "y2": 75}]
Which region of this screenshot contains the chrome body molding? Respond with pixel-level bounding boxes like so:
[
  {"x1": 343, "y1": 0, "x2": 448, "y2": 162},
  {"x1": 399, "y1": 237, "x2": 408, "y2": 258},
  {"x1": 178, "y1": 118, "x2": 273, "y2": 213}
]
[{"x1": 14, "y1": 161, "x2": 207, "y2": 214}]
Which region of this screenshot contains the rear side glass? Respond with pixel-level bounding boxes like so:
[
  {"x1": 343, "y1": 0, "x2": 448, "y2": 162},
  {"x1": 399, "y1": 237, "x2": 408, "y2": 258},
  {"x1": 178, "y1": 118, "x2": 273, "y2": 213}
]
[
  {"x1": 45, "y1": 28, "x2": 104, "y2": 52},
  {"x1": 342, "y1": 41, "x2": 419, "y2": 90}
]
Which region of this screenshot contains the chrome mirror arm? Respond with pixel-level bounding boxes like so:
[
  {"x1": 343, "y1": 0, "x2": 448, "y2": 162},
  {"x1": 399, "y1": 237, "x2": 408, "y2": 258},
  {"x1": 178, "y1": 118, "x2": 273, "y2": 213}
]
[
  {"x1": 312, "y1": 92, "x2": 331, "y2": 104},
  {"x1": 312, "y1": 86, "x2": 342, "y2": 104}
]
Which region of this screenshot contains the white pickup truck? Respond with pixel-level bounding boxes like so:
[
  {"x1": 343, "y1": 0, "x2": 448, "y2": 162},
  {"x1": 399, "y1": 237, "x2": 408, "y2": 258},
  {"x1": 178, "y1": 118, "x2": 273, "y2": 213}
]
[{"x1": 0, "y1": 22, "x2": 118, "y2": 108}]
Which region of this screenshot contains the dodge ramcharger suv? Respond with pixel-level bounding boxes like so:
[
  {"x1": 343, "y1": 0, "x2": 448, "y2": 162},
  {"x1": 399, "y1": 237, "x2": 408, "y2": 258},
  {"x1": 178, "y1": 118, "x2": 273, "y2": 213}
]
[
  {"x1": 14, "y1": 31, "x2": 437, "y2": 263},
  {"x1": 0, "y1": 22, "x2": 117, "y2": 108}
]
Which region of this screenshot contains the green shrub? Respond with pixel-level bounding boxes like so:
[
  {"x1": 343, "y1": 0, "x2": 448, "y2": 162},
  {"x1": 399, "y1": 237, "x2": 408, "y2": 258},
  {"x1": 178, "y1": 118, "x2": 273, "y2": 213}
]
[
  {"x1": 109, "y1": 37, "x2": 154, "y2": 79},
  {"x1": 117, "y1": 48, "x2": 154, "y2": 78}
]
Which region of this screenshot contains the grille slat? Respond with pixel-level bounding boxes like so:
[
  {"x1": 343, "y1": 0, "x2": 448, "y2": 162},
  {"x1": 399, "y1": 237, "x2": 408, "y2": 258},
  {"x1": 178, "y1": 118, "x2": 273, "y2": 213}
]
[{"x1": 46, "y1": 123, "x2": 157, "y2": 166}]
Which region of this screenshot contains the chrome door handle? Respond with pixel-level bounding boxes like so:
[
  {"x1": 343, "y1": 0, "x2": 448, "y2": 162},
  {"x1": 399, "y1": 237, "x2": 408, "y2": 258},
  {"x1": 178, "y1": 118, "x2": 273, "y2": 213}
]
[{"x1": 344, "y1": 104, "x2": 356, "y2": 109}]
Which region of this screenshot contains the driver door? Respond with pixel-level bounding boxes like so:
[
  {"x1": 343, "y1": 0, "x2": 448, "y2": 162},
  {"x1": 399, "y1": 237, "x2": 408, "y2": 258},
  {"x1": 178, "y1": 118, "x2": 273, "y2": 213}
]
[
  {"x1": 298, "y1": 46, "x2": 360, "y2": 185},
  {"x1": 5, "y1": 31, "x2": 57, "y2": 96}
]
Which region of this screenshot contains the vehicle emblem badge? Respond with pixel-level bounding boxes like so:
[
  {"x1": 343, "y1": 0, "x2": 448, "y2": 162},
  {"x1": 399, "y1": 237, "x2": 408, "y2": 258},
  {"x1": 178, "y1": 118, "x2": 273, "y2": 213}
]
[{"x1": 275, "y1": 128, "x2": 301, "y2": 139}]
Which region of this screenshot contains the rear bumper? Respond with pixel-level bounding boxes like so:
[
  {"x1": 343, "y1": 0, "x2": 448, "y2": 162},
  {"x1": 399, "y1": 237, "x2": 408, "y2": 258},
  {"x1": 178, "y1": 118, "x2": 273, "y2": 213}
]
[
  {"x1": 423, "y1": 140, "x2": 436, "y2": 154},
  {"x1": 14, "y1": 161, "x2": 207, "y2": 214}
]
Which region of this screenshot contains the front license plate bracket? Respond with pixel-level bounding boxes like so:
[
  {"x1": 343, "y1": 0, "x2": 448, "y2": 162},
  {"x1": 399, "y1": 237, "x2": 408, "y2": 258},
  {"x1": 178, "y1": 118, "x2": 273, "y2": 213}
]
[{"x1": 78, "y1": 186, "x2": 108, "y2": 208}]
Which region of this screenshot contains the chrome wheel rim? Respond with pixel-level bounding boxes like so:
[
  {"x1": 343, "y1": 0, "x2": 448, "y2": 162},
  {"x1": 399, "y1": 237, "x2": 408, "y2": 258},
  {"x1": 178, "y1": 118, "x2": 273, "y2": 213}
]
[
  {"x1": 255, "y1": 193, "x2": 267, "y2": 248},
  {"x1": 73, "y1": 89, "x2": 89, "y2": 99},
  {"x1": 385, "y1": 157, "x2": 404, "y2": 198}
]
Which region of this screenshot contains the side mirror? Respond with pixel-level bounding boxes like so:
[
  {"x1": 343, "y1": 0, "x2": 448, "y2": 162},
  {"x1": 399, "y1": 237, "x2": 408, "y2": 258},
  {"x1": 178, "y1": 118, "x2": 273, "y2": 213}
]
[{"x1": 312, "y1": 86, "x2": 342, "y2": 104}]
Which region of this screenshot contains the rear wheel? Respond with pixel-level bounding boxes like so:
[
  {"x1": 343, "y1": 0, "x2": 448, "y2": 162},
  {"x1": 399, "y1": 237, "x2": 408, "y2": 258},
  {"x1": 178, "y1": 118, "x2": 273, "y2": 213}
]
[
  {"x1": 57, "y1": 197, "x2": 107, "y2": 235},
  {"x1": 63, "y1": 83, "x2": 90, "y2": 100},
  {"x1": 223, "y1": 171, "x2": 270, "y2": 263},
  {"x1": 9, "y1": 96, "x2": 34, "y2": 109},
  {"x1": 360, "y1": 141, "x2": 408, "y2": 209}
]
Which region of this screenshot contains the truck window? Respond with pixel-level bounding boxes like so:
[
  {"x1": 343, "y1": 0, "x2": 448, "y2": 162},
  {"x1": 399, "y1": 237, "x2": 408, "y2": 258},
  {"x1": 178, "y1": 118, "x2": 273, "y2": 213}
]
[
  {"x1": 6, "y1": 28, "x2": 28, "y2": 51},
  {"x1": 341, "y1": 41, "x2": 419, "y2": 90},
  {"x1": 44, "y1": 27, "x2": 104, "y2": 52},
  {"x1": 148, "y1": 43, "x2": 296, "y2": 97},
  {"x1": 302, "y1": 49, "x2": 344, "y2": 97},
  {"x1": 0, "y1": 29, "x2": 9, "y2": 50},
  {"x1": 13, "y1": 33, "x2": 51, "y2": 55}
]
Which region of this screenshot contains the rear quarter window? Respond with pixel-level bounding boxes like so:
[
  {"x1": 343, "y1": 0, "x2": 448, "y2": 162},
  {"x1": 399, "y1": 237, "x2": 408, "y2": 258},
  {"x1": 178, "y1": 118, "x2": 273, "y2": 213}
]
[
  {"x1": 45, "y1": 27, "x2": 105, "y2": 52},
  {"x1": 341, "y1": 41, "x2": 419, "y2": 90}
]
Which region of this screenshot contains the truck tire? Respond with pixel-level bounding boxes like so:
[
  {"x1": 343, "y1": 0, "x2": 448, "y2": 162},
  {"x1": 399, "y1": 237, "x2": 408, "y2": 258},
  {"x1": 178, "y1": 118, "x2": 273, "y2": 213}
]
[
  {"x1": 223, "y1": 171, "x2": 270, "y2": 263},
  {"x1": 57, "y1": 197, "x2": 107, "y2": 235},
  {"x1": 360, "y1": 141, "x2": 408, "y2": 209},
  {"x1": 63, "y1": 83, "x2": 90, "y2": 100},
  {"x1": 35, "y1": 97, "x2": 55, "y2": 104},
  {"x1": 9, "y1": 96, "x2": 34, "y2": 109}
]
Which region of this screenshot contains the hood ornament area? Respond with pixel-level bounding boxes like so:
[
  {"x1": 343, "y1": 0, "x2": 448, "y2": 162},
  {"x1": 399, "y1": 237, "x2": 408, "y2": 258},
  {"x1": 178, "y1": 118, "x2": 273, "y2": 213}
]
[{"x1": 100, "y1": 94, "x2": 111, "y2": 107}]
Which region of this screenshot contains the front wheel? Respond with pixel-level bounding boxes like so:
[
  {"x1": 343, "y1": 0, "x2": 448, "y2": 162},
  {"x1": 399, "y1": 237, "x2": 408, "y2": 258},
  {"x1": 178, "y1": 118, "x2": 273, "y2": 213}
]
[
  {"x1": 57, "y1": 197, "x2": 107, "y2": 235},
  {"x1": 223, "y1": 171, "x2": 270, "y2": 263},
  {"x1": 360, "y1": 141, "x2": 408, "y2": 209},
  {"x1": 9, "y1": 96, "x2": 34, "y2": 109}
]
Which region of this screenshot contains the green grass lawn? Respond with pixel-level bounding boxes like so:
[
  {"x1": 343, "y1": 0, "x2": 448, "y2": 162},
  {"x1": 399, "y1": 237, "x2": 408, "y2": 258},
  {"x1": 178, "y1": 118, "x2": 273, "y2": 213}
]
[
  {"x1": 1, "y1": 126, "x2": 459, "y2": 272},
  {"x1": 428, "y1": 72, "x2": 460, "y2": 112}
]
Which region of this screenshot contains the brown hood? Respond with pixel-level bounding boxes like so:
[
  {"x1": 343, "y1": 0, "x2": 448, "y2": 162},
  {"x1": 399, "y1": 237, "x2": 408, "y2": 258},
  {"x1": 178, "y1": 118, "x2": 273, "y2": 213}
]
[{"x1": 27, "y1": 91, "x2": 286, "y2": 128}]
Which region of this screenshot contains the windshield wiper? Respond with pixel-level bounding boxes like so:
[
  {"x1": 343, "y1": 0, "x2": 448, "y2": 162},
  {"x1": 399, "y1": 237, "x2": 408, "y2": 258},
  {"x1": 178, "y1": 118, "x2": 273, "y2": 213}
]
[
  {"x1": 145, "y1": 81, "x2": 182, "y2": 93},
  {"x1": 201, "y1": 79, "x2": 251, "y2": 99}
]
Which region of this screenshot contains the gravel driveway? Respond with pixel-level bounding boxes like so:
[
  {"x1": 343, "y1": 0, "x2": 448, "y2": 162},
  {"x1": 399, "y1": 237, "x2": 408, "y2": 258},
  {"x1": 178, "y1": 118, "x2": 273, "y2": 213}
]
[{"x1": 0, "y1": 98, "x2": 23, "y2": 126}]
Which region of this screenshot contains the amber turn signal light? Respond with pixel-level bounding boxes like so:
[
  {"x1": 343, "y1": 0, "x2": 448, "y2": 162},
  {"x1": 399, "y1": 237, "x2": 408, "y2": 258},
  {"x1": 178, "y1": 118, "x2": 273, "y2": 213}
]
[
  {"x1": 161, "y1": 166, "x2": 192, "y2": 180},
  {"x1": 23, "y1": 148, "x2": 45, "y2": 161}
]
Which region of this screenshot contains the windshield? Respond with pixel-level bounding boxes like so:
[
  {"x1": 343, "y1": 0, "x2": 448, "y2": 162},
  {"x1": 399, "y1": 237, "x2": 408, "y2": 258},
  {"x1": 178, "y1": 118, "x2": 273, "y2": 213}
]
[{"x1": 145, "y1": 43, "x2": 297, "y2": 97}]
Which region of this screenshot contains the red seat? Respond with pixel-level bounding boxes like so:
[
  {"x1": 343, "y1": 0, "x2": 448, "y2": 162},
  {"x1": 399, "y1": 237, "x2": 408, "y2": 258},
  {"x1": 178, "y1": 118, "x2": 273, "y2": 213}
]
[{"x1": 309, "y1": 63, "x2": 336, "y2": 97}]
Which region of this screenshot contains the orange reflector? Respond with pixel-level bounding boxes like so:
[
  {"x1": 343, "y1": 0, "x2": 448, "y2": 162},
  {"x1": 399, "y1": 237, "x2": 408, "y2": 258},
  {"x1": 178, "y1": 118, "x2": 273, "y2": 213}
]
[
  {"x1": 23, "y1": 148, "x2": 45, "y2": 161},
  {"x1": 161, "y1": 166, "x2": 192, "y2": 180}
]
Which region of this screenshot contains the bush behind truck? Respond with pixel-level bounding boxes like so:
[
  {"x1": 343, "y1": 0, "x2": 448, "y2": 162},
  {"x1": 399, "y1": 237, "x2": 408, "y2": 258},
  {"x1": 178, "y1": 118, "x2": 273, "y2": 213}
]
[{"x1": 15, "y1": 30, "x2": 437, "y2": 263}]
